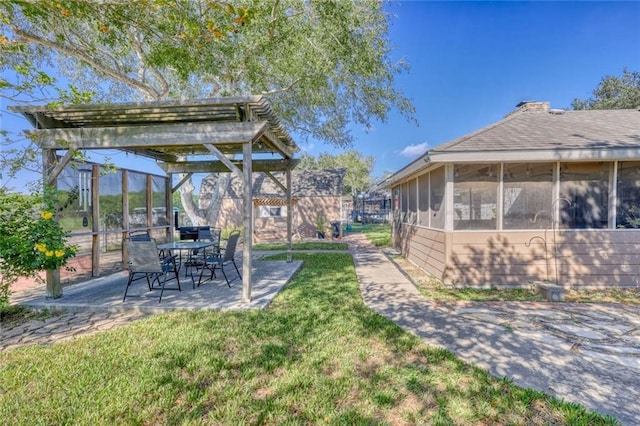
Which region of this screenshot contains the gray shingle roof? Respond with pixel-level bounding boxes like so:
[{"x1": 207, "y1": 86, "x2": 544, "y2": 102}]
[
  {"x1": 432, "y1": 109, "x2": 640, "y2": 153},
  {"x1": 224, "y1": 169, "x2": 346, "y2": 199}
]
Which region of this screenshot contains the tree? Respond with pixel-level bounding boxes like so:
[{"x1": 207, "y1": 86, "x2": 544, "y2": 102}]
[
  {"x1": 1, "y1": 1, "x2": 415, "y2": 226},
  {"x1": 572, "y1": 68, "x2": 640, "y2": 110},
  {"x1": 297, "y1": 150, "x2": 375, "y2": 196}
]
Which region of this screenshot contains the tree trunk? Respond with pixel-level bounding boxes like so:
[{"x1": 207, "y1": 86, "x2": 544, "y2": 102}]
[{"x1": 178, "y1": 173, "x2": 230, "y2": 227}]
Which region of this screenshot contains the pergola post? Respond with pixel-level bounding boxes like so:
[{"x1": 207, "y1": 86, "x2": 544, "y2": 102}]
[
  {"x1": 43, "y1": 149, "x2": 62, "y2": 298},
  {"x1": 286, "y1": 168, "x2": 293, "y2": 263},
  {"x1": 242, "y1": 141, "x2": 253, "y2": 302},
  {"x1": 91, "y1": 164, "x2": 100, "y2": 276}
]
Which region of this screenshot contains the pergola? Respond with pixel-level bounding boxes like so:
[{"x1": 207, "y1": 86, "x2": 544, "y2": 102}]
[{"x1": 10, "y1": 96, "x2": 299, "y2": 302}]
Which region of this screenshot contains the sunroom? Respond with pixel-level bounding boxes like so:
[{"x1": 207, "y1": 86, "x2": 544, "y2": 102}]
[{"x1": 386, "y1": 102, "x2": 640, "y2": 288}]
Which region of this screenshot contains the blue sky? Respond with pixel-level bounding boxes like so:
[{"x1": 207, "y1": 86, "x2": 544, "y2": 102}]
[{"x1": 2, "y1": 1, "x2": 640, "y2": 191}]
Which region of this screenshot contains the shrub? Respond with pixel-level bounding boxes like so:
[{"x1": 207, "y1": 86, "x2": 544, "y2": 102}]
[{"x1": 0, "y1": 188, "x2": 77, "y2": 305}]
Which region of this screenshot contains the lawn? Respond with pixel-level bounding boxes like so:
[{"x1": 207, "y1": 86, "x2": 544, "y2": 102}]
[
  {"x1": 253, "y1": 241, "x2": 348, "y2": 251},
  {"x1": 0, "y1": 253, "x2": 616, "y2": 424},
  {"x1": 345, "y1": 222, "x2": 391, "y2": 247}
]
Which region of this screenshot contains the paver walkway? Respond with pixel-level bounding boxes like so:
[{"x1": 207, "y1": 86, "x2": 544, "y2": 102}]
[
  {"x1": 1, "y1": 310, "x2": 149, "y2": 351},
  {"x1": 348, "y1": 233, "x2": 640, "y2": 426}
]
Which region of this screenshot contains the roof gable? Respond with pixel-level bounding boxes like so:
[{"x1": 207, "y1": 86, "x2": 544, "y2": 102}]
[{"x1": 224, "y1": 169, "x2": 346, "y2": 198}]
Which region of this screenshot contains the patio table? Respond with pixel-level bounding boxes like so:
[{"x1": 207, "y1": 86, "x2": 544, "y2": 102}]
[{"x1": 156, "y1": 241, "x2": 219, "y2": 287}]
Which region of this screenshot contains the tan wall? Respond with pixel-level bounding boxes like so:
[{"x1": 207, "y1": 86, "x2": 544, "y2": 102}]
[
  {"x1": 395, "y1": 225, "x2": 448, "y2": 279},
  {"x1": 215, "y1": 196, "x2": 342, "y2": 241},
  {"x1": 397, "y1": 225, "x2": 640, "y2": 288}
]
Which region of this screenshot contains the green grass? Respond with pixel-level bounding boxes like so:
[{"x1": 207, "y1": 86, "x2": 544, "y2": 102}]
[
  {"x1": 253, "y1": 241, "x2": 348, "y2": 251},
  {"x1": 0, "y1": 253, "x2": 616, "y2": 424},
  {"x1": 347, "y1": 222, "x2": 391, "y2": 247}
]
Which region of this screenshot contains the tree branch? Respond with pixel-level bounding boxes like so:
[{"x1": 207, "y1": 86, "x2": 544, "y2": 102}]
[
  {"x1": 261, "y1": 77, "x2": 303, "y2": 95},
  {"x1": 127, "y1": 29, "x2": 170, "y2": 99},
  {"x1": 12, "y1": 27, "x2": 163, "y2": 101}
]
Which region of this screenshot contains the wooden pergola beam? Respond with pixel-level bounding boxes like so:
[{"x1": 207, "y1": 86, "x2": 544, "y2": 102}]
[
  {"x1": 26, "y1": 121, "x2": 269, "y2": 150},
  {"x1": 159, "y1": 159, "x2": 299, "y2": 174}
]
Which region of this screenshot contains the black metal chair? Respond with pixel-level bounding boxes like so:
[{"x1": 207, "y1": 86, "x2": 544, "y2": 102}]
[
  {"x1": 184, "y1": 227, "x2": 222, "y2": 278},
  {"x1": 128, "y1": 230, "x2": 152, "y2": 241},
  {"x1": 123, "y1": 238, "x2": 181, "y2": 303},
  {"x1": 197, "y1": 230, "x2": 241, "y2": 287}
]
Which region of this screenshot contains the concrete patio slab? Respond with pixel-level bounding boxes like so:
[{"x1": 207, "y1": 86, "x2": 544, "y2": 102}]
[{"x1": 10, "y1": 259, "x2": 303, "y2": 314}]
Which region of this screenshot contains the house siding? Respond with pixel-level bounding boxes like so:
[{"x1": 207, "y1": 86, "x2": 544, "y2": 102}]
[
  {"x1": 215, "y1": 196, "x2": 342, "y2": 241},
  {"x1": 410, "y1": 229, "x2": 640, "y2": 288},
  {"x1": 397, "y1": 224, "x2": 448, "y2": 279}
]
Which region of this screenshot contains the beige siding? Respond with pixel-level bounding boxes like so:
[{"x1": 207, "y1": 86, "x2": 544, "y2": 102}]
[
  {"x1": 215, "y1": 196, "x2": 342, "y2": 241},
  {"x1": 396, "y1": 223, "x2": 640, "y2": 288},
  {"x1": 445, "y1": 230, "x2": 640, "y2": 288},
  {"x1": 397, "y1": 225, "x2": 447, "y2": 279}
]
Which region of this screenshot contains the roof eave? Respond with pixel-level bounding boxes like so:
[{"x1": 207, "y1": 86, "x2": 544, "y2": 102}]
[{"x1": 384, "y1": 147, "x2": 640, "y2": 187}]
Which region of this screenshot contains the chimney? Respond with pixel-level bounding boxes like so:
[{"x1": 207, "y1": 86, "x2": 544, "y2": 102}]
[{"x1": 506, "y1": 101, "x2": 550, "y2": 117}]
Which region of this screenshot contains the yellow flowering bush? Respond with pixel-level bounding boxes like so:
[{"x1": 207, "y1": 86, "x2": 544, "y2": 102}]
[
  {"x1": 0, "y1": 188, "x2": 77, "y2": 305},
  {"x1": 31, "y1": 209, "x2": 77, "y2": 270}
]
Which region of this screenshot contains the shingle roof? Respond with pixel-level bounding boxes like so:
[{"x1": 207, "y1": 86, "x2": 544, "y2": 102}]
[
  {"x1": 432, "y1": 108, "x2": 640, "y2": 153},
  {"x1": 224, "y1": 169, "x2": 346, "y2": 199},
  {"x1": 384, "y1": 105, "x2": 640, "y2": 187}
]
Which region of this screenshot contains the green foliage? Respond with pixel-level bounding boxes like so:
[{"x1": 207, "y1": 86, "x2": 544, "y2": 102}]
[
  {"x1": 1, "y1": 0, "x2": 414, "y2": 146},
  {"x1": 314, "y1": 211, "x2": 327, "y2": 233},
  {"x1": 572, "y1": 68, "x2": 640, "y2": 110},
  {"x1": 0, "y1": 188, "x2": 77, "y2": 305}
]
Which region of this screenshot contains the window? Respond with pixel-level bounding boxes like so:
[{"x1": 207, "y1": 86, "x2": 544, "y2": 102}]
[
  {"x1": 559, "y1": 162, "x2": 609, "y2": 229},
  {"x1": 503, "y1": 163, "x2": 554, "y2": 229},
  {"x1": 258, "y1": 205, "x2": 286, "y2": 218},
  {"x1": 392, "y1": 187, "x2": 401, "y2": 224},
  {"x1": 407, "y1": 178, "x2": 417, "y2": 225},
  {"x1": 617, "y1": 161, "x2": 640, "y2": 228},
  {"x1": 128, "y1": 171, "x2": 147, "y2": 228},
  {"x1": 418, "y1": 173, "x2": 430, "y2": 227},
  {"x1": 454, "y1": 164, "x2": 498, "y2": 230},
  {"x1": 430, "y1": 167, "x2": 446, "y2": 229},
  {"x1": 151, "y1": 176, "x2": 167, "y2": 226},
  {"x1": 401, "y1": 182, "x2": 409, "y2": 223}
]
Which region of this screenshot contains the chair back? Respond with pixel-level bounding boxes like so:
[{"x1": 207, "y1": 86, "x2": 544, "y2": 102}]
[
  {"x1": 129, "y1": 231, "x2": 152, "y2": 241},
  {"x1": 124, "y1": 239, "x2": 163, "y2": 273},
  {"x1": 222, "y1": 231, "x2": 241, "y2": 262},
  {"x1": 198, "y1": 227, "x2": 221, "y2": 245}
]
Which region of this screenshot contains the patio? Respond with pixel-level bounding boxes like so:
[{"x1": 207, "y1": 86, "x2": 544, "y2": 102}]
[{"x1": 10, "y1": 258, "x2": 303, "y2": 314}]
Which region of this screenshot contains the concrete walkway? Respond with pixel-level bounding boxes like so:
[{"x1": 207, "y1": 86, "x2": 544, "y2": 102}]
[
  {"x1": 349, "y1": 233, "x2": 640, "y2": 426},
  {"x1": 3, "y1": 234, "x2": 640, "y2": 424}
]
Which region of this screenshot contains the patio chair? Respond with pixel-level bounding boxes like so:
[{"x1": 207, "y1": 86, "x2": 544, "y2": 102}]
[
  {"x1": 128, "y1": 230, "x2": 152, "y2": 241},
  {"x1": 197, "y1": 230, "x2": 241, "y2": 287},
  {"x1": 123, "y1": 238, "x2": 181, "y2": 303},
  {"x1": 184, "y1": 227, "x2": 222, "y2": 275},
  {"x1": 128, "y1": 230, "x2": 171, "y2": 259}
]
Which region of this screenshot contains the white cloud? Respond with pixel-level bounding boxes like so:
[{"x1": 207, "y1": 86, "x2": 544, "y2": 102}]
[
  {"x1": 298, "y1": 142, "x2": 315, "y2": 152},
  {"x1": 399, "y1": 142, "x2": 428, "y2": 158}
]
